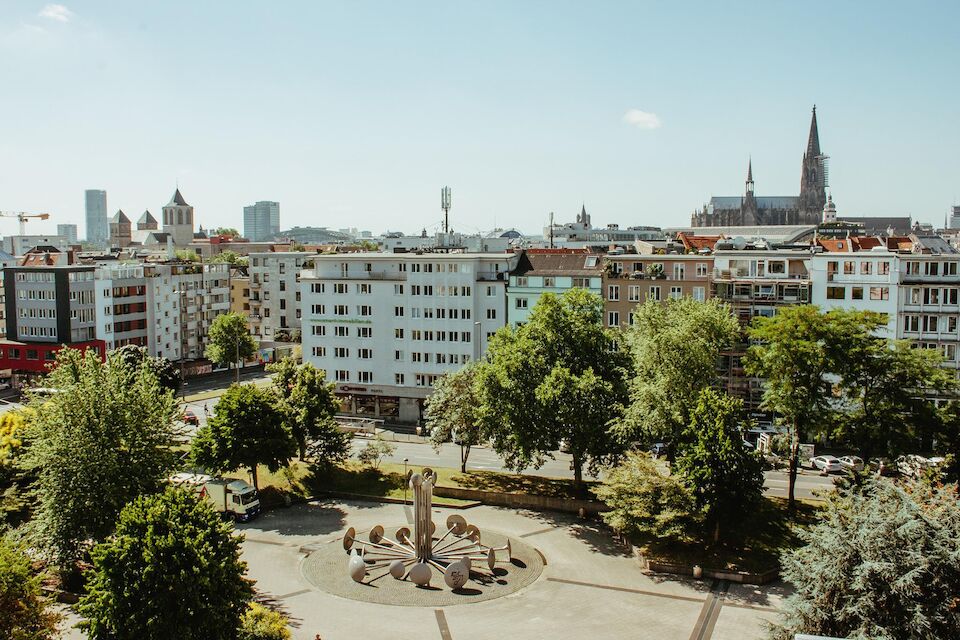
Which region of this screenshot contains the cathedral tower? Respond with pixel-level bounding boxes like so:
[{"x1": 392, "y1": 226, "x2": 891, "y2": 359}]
[
  {"x1": 798, "y1": 106, "x2": 828, "y2": 222},
  {"x1": 162, "y1": 188, "x2": 195, "y2": 247}
]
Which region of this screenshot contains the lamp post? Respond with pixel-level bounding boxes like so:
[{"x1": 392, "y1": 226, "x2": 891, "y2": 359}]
[{"x1": 403, "y1": 458, "x2": 410, "y2": 504}]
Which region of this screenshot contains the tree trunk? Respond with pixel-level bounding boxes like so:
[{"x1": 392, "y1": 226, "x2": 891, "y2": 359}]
[
  {"x1": 460, "y1": 444, "x2": 470, "y2": 473},
  {"x1": 297, "y1": 433, "x2": 307, "y2": 461},
  {"x1": 572, "y1": 452, "x2": 583, "y2": 490},
  {"x1": 250, "y1": 466, "x2": 259, "y2": 491},
  {"x1": 788, "y1": 424, "x2": 799, "y2": 513},
  {"x1": 235, "y1": 359, "x2": 241, "y2": 384},
  {"x1": 713, "y1": 519, "x2": 721, "y2": 544}
]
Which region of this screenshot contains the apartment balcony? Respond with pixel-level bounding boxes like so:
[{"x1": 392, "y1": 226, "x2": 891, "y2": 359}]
[
  {"x1": 305, "y1": 270, "x2": 407, "y2": 281},
  {"x1": 476, "y1": 272, "x2": 506, "y2": 282}
]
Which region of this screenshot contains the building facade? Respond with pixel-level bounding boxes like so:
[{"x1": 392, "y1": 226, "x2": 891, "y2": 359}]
[
  {"x1": 3, "y1": 265, "x2": 98, "y2": 344},
  {"x1": 809, "y1": 248, "x2": 900, "y2": 338},
  {"x1": 247, "y1": 252, "x2": 309, "y2": 340},
  {"x1": 161, "y1": 189, "x2": 195, "y2": 247},
  {"x1": 301, "y1": 252, "x2": 516, "y2": 424},
  {"x1": 602, "y1": 254, "x2": 713, "y2": 329},
  {"x1": 230, "y1": 268, "x2": 251, "y2": 317},
  {"x1": 95, "y1": 264, "x2": 149, "y2": 351},
  {"x1": 57, "y1": 224, "x2": 78, "y2": 245},
  {"x1": 506, "y1": 251, "x2": 602, "y2": 325},
  {"x1": 2, "y1": 236, "x2": 69, "y2": 256},
  {"x1": 85, "y1": 189, "x2": 108, "y2": 246},
  {"x1": 243, "y1": 201, "x2": 280, "y2": 242}
]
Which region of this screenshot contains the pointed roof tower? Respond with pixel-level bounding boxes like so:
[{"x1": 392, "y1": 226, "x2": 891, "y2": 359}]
[
  {"x1": 745, "y1": 157, "x2": 755, "y2": 195},
  {"x1": 806, "y1": 105, "x2": 821, "y2": 157},
  {"x1": 168, "y1": 189, "x2": 189, "y2": 206},
  {"x1": 137, "y1": 209, "x2": 157, "y2": 226},
  {"x1": 111, "y1": 209, "x2": 130, "y2": 223}
]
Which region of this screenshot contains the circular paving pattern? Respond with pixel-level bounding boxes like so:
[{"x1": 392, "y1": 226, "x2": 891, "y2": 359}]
[{"x1": 302, "y1": 526, "x2": 545, "y2": 607}]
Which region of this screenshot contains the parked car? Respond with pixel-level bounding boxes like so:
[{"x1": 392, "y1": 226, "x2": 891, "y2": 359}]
[
  {"x1": 183, "y1": 409, "x2": 199, "y2": 426},
  {"x1": 870, "y1": 457, "x2": 898, "y2": 477},
  {"x1": 649, "y1": 442, "x2": 667, "y2": 458},
  {"x1": 810, "y1": 455, "x2": 843, "y2": 473},
  {"x1": 896, "y1": 454, "x2": 930, "y2": 478},
  {"x1": 838, "y1": 455, "x2": 864, "y2": 472}
]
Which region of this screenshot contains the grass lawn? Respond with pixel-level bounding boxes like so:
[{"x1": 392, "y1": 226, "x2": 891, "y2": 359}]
[
  {"x1": 223, "y1": 458, "x2": 597, "y2": 509},
  {"x1": 635, "y1": 497, "x2": 822, "y2": 574}
]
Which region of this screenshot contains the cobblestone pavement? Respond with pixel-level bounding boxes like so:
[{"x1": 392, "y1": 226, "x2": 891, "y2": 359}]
[{"x1": 238, "y1": 500, "x2": 788, "y2": 640}]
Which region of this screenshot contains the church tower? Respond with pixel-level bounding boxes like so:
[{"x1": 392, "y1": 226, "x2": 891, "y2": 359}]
[
  {"x1": 162, "y1": 188, "x2": 195, "y2": 247},
  {"x1": 741, "y1": 158, "x2": 758, "y2": 225},
  {"x1": 798, "y1": 106, "x2": 828, "y2": 223}
]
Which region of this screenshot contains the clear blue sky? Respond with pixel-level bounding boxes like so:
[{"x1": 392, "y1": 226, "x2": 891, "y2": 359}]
[{"x1": 1, "y1": 1, "x2": 958, "y2": 237}]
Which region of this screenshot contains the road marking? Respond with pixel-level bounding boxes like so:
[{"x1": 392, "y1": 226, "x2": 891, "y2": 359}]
[
  {"x1": 519, "y1": 526, "x2": 555, "y2": 538},
  {"x1": 435, "y1": 609, "x2": 453, "y2": 640},
  {"x1": 546, "y1": 577, "x2": 705, "y2": 603},
  {"x1": 688, "y1": 580, "x2": 729, "y2": 640}
]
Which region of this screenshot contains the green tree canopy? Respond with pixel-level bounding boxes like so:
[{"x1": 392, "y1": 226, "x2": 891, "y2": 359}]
[
  {"x1": 78, "y1": 488, "x2": 253, "y2": 640},
  {"x1": 174, "y1": 249, "x2": 199, "y2": 262},
  {"x1": 113, "y1": 344, "x2": 181, "y2": 393},
  {"x1": 210, "y1": 250, "x2": 249, "y2": 267},
  {"x1": 426, "y1": 362, "x2": 485, "y2": 472},
  {"x1": 22, "y1": 348, "x2": 179, "y2": 565},
  {"x1": 673, "y1": 389, "x2": 764, "y2": 543},
  {"x1": 771, "y1": 480, "x2": 960, "y2": 640},
  {"x1": 268, "y1": 357, "x2": 347, "y2": 462},
  {"x1": 620, "y1": 297, "x2": 740, "y2": 455},
  {"x1": 191, "y1": 384, "x2": 294, "y2": 489},
  {"x1": 212, "y1": 227, "x2": 240, "y2": 238},
  {"x1": 0, "y1": 537, "x2": 61, "y2": 640},
  {"x1": 205, "y1": 313, "x2": 258, "y2": 383},
  {"x1": 595, "y1": 451, "x2": 699, "y2": 542},
  {"x1": 238, "y1": 603, "x2": 291, "y2": 640},
  {"x1": 477, "y1": 289, "x2": 631, "y2": 488}
]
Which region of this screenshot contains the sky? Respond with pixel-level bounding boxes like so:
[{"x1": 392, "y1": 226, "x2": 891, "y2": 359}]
[{"x1": 1, "y1": 1, "x2": 958, "y2": 238}]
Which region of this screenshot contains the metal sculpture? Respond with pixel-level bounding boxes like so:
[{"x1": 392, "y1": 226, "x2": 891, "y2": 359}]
[{"x1": 342, "y1": 469, "x2": 512, "y2": 589}]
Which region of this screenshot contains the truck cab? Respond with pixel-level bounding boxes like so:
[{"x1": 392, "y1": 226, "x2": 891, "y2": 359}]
[{"x1": 169, "y1": 473, "x2": 261, "y2": 522}]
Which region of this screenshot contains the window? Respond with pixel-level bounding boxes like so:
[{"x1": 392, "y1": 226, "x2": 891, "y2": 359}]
[
  {"x1": 334, "y1": 347, "x2": 349, "y2": 358},
  {"x1": 648, "y1": 286, "x2": 661, "y2": 302},
  {"x1": 672, "y1": 264, "x2": 685, "y2": 280},
  {"x1": 358, "y1": 327, "x2": 372, "y2": 338},
  {"x1": 869, "y1": 286, "x2": 889, "y2": 301},
  {"x1": 923, "y1": 316, "x2": 939, "y2": 332},
  {"x1": 334, "y1": 304, "x2": 348, "y2": 315},
  {"x1": 924, "y1": 288, "x2": 941, "y2": 305},
  {"x1": 335, "y1": 370, "x2": 350, "y2": 382},
  {"x1": 358, "y1": 348, "x2": 372, "y2": 359},
  {"x1": 356, "y1": 371, "x2": 372, "y2": 383},
  {"x1": 485, "y1": 286, "x2": 495, "y2": 297},
  {"x1": 826, "y1": 286, "x2": 846, "y2": 300},
  {"x1": 628, "y1": 285, "x2": 641, "y2": 302},
  {"x1": 395, "y1": 328, "x2": 404, "y2": 339},
  {"x1": 696, "y1": 263, "x2": 708, "y2": 277},
  {"x1": 358, "y1": 283, "x2": 372, "y2": 294},
  {"x1": 312, "y1": 346, "x2": 326, "y2": 357},
  {"x1": 860, "y1": 261, "x2": 873, "y2": 275},
  {"x1": 608, "y1": 285, "x2": 620, "y2": 301},
  {"x1": 693, "y1": 287, "x2": 705, "y2": 301},
  {"x1": 515, "y1": 276, "x2": 528, "y2": 287},
  {"x1": 925, "y1": 262, "x2": 940, "y2": 276},
  {"x1": 394, "y1": 284, "x2": 404, "y2": 295},
  {"x1": 843, "y1": 261, "x2": 855, "y2": 275},
  {"x1": 669, "y1": 286, "x2": 682, "y2": 300},
  {"x1": 515, "y1": 298, "x2": 528, "y2": 309},
  {"x1": 394, "y1": 350, "x2": 404, "y2": 361},
  {"x1": 903, "y1": 315, "x2": 920, "y2": 332},
  {"x1": 395, "y1": 373, "x2": 405, "y2": 385},
  {"x1": 607, "y1": 311, "x2": 619, "y2": 327},
  {"x1": 394, "y1": 306, "x2": 404, "y2": 317},
  {"x1": 486, "y1": 309, "x2": 496, "y2": 320},
  {"x1": 851, "y1": 287, "x2": 864, "y2": 300},
  {"x1": 335, "y1": 326, "x2": 349, "y2": 337},
  {"x1": 311, "y1": 325, "x2": 326, "y2": 336},
  {"x1": 572, "y1": 277, "x2": 591, "y2": 288},
  {"x1": 358, "y1": 305, "x2": 372, "y2": 316},
  {"x1": 543, "y1": 277, "x2": 555, "y2": 288},
  {"x1": 334, "y1": 283, "x2": 348, "y2": 294},
  {"x1": 878, "y1": 261, "x2": 890, "y2": 275}
]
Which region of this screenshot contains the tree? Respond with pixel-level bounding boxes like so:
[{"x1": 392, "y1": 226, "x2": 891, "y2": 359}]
[
  {"x1": 595, "y1": 451, "x2": 699, "y2": 542},
  {"x1": 238, "y1": 603, "x2": 291, "y2": 640},
  {"x1": 745, "y1": 305, "x2": 841, "y2": 510},
  {"x1": 833, "y1": 330, "x2": 954, "y2": 460},
  {"x1": 356, "y1": 436, "x2": 395, "y2": 470},
  {"x1": 22, "y1": 348, "x2": 179, "y2": 565},
  {"x1": 210, "y1": 251, "x2": 249, "y2": 267},
  {"x1": 268, "y1": 358, "x2": 347, "y2": 462},
  {"x1": 0, "y1": 537, "x2": 61, "y2": 640},
  {"x1": 78, "y1": 488, "x2": 253, "y2": 640},
  {"x1": 673, "y1": 389, "x2": 764, "y2": 543},
  {"x1": 620, "y1": 297, "x2": 740, "y2": 456},
  {"x1": 426, "y1": 363, "x2": 486, "y2": 472},
  {"x1": 174, "y1": 249, "x2": 199, "y2": 262},
  {"x1": 114, "y1": 344, "x2": 181, "y2": 393},
  {"x1": 191, "y1": 384, "x2": 294, "y2": 490},
  {"x1": 477, "y1": 289, "x2": 631, "y2": 488},
  {"x1": 205, "y1": 313, "x2": 258, "y2": 383},
  {"x1": 212, "y1": 227, "x2": 240, "y2": 238},
  {"x1": 770, "y1": 479, "x2": 960, "y2": 640},
  {"x1": 0, "y1": 410, "x2": 32, "y2": 526}
]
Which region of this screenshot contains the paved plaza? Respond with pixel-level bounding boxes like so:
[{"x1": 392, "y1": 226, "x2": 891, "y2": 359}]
[{"x1": 237, "y1": 499, "x2": 789, "y2": 640}]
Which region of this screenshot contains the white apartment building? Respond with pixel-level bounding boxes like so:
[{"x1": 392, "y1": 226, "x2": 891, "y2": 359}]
[
  {"x1": 145, "y1": 262, "x2": 231, "y2": 364},
  {"x1": 810, "y1": 248, "x2": 900, "y2": 338},
  {"x1": 898, "y1": 252, "x2": 960, "y2": 371},
  {"x1": 2, "y1": 235, "x2": 69, "y2": 256},
  {"x1": 301, "y1": 252, "x2": 518, "y2": 424},
  {"x1": 248, "y1": 252, "x2": 310, "y2": 340},
  {"x1": 95, "y1": 263, "x2": 149, "y2": 350}
]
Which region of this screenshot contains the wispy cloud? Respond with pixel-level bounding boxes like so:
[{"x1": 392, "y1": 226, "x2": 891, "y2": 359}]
[
  {"x1": 622, "y1": 109, "x2": 661, "y2": 130},
  {"x1": 38, "y1": 4, "x2": 74, "y2": 22}
]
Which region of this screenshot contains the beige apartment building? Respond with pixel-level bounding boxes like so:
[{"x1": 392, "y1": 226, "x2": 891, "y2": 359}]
[
  {"x1": 230, "y1": 268, "x2": 250, "y2": 317},
  {"x1": 601, "y1": 254, "x2": 713, "y2": 329}
]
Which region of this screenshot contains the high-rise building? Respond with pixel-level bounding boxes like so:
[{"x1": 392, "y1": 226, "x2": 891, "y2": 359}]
[
  {"x1": 949, "y1": 205, "x2": 960, "y2": 230},
  {"x1": 243, "y1": 201, "x2": 280, "y2": 241},
  {"x1": 85, "y1": 189, "x2": 108, "y2": 245},
  {"x1": 57, "y1": 224, "x2": 78, "y2": 245}
]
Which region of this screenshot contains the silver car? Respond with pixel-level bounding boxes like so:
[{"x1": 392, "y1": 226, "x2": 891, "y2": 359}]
[
  {"x1": 838, "y1": 455, "x2": 864, "y2": 472},
  {"x1": 810, "y1": 455, "x2": 843, "y2": 473}
]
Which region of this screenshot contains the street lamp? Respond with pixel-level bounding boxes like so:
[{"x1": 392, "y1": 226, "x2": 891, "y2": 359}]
[{"x1": 403, "y1": 458, "x2": 410, "y2": 504}]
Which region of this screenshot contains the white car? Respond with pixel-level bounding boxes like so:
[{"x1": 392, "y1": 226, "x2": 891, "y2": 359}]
[
  {"x1": 810, "y1": 455, "x2": 843, "y2": 473},
  {"x1": 838, "y1": 455, "x2": 864, "y2": 472}
]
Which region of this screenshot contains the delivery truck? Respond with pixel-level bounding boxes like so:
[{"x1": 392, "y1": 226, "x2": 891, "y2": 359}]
[{"x1": 169, "y1": 472, "x2": 261, "y2": 522}]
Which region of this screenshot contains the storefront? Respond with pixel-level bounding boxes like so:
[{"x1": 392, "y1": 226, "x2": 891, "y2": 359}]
[{"x1": 335, "y1": 383, "x2": 428, "y2": 425}]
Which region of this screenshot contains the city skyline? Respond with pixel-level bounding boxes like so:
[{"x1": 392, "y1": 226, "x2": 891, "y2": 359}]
[{"x1": 1, "y1": 1, "x2": 959, "y2": 238}]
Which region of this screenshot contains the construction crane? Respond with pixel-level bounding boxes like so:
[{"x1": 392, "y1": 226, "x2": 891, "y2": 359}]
[{"x1": 0, "y1": 211, "x2": 51, "y2": 235}]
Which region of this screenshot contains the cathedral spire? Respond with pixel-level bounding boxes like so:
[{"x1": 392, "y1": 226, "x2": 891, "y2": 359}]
[
  {"x1": 745, "y1": 157, "x2": 754, "y2": 194},
  {"x1": 806, "y1": 105, "x2": 821, "y2": 157}
]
